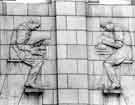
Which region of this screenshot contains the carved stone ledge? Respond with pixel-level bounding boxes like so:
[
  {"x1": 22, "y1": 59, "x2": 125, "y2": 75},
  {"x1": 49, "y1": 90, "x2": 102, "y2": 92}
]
[
  {"x1": 103, "y1": 89, "x2": 121, "y2": 95},
  {"x1": 24, "y1": 88, "x2": 44, "y2": 95}
]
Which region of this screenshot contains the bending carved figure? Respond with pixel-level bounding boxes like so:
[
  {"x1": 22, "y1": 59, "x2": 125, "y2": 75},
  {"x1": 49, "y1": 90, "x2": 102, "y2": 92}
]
[
  {"x1": 9, "y1": 20, "x2": 47, "y2": 89},
  {"x1": 96, "y1": 22, "x2": 133, "y2": 89}
]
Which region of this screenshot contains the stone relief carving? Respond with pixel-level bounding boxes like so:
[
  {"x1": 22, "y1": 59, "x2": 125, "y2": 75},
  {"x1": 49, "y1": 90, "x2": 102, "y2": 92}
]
[
  {"x1": 8, "y1": 20, "x2": 49, "y2": 90},
  {"x1": 95, "y1": 22, "x2": 133, "y2": 90}
]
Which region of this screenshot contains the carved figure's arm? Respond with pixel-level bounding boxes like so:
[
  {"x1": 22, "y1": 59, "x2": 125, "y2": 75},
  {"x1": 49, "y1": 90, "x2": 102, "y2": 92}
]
[{"x1": 102, "y1": 39, "x2": 123, "y2": 49}]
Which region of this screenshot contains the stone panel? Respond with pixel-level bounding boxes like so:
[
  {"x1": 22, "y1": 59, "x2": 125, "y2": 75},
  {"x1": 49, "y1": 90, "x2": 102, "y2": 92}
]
[
  {"x1": 59, "y1": 89, "x2": 78, "y2": 103},
  {"x1": 6, "y1": 3, "x2": 27, "y2": 15},
  {"x1": 0, "y1": 16, "x2": 14, "y2": 30},
  {"x1": 88, "y1": 5, "x2": 112, "y2": 16},
  {"x1": 78, "y1": 89, "x2": 88, "y2": 104},
  {"x1": 68, "y1": 75, "x2": 88, "y2": 88},
  {"x1": 67, "y1": 45, "x2": 87, "y2": 59},
  {"x1": 56, "y1": 2, "x2": 75, "y2": 15},
  {"x1": 41, "y1": 17, "x2": 55, "y2": 30},
  {"x1": 57, "y1": 45, "x2": 67, "y2": 58},
  {"x1": 113, "y1": 6, "x2": 132, "y2": 17},
  {"x1": 58, "y1": 60, "x2": 77, "y2": 73},
  {"x1": 76, "y1": 2, "x2": 86, "y2": 16},
  {"x1": 67, "y1": 16, "x2": 86, "y2": 30},
  {"x1": 28, "y1": 3, "x2": 49, "y2": 16},
  {"x1": 57, "y1": 16, "x2": 67, "y2": 30},
  {"x1": 58, "y1": 75, "x2": 68, "y2": 88}
]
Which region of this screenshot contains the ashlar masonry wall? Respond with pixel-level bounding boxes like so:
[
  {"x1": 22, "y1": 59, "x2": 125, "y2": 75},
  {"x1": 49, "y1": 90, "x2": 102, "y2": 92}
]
[
  {"x1": 1, "y1": 0, "x2": 135, "y2": 105},
  {"x1": 0, "y1": 1, "x2": 57, "y2": 105}
]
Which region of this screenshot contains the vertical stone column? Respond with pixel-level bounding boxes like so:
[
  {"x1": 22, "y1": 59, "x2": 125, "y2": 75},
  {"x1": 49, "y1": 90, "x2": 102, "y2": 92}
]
[{"x1": 56, "y1": 0, "x2": 88, "y2": 105}]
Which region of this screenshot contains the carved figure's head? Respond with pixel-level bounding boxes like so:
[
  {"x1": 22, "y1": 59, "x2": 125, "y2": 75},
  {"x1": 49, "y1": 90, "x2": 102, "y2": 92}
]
[
  {"x1": 100, "y1": 22, "x2": 114, "y2": 32},
  {"x1": 25, "y1": 20, "x2": 41, "y2": 31}
]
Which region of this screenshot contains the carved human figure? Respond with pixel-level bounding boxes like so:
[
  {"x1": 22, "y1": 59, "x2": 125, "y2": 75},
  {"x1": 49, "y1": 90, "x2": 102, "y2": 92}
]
[
  {"x1": 9, "y1": 20, "x2": 48, "y2": 89},
  {"x1": 96, "y1": 22, "x2": 133, "y2": 89}
]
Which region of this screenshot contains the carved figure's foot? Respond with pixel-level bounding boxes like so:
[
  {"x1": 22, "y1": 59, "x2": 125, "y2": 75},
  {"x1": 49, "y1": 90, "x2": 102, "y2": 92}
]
[
  {"x1": 108, "y1": 83, "x2": 121, "y2": 90},
  {"x1": 24, "y1": 82, "x2": 45, "y2": 89}
]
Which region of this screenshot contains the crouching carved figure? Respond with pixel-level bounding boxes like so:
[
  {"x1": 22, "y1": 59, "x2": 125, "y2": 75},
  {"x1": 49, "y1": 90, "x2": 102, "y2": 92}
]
[
  {"x1": 8, "y1": 20, "x2": 49, "y2": 89},
  {"x1": 95, "y1": 22, "x2": 133, "y2": 89}
]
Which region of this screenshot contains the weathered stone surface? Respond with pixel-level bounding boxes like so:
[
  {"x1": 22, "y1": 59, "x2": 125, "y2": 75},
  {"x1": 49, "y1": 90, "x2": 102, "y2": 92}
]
[
  {"x1": 47, "y1": 46, "x2": 56, "y2": 59},
  {"x1": 129, "y1": 18, "x2": 135, "y2": 31},
  {"x1": 87, "y1": 17, "x2": 100, "y2": 31},
  {"x1": 77, "y1": 31, "x2": 86, "y2": 44},
  {"x1": 41, "y1": 17, "x2": 55, "y2": 30},
  {"x1": 79, "y1": 89, "x2": 88, "y2": 103},
  {"x1": 68, "y1": 75, "x2": 88, "y2": 88},
  {"x1": 6, "y1": 3, "x2": 27, "y2": 15},
  {"x1": 57, "y1": 31, "x2": 76, "y2": 44},
  {"x1": 113, "y1": 6, "x2": 132, "y2": 17},
  {"x1": 43, "y1": 90, "x2": 56, "y2": 104},
  {"x1": 28, "y1": 3, "x2": 49, "y2": 16},
  {"x1": 59, "y1": 89, "x2": 78, "y2": 103},
  {"x1": 56, "y1": 2, "x2": 75, "y2": 15},
  {"x1": 0, "y1": 3, "x2": 2, "y2": 15},
  {"x1": 0, "y1": 16, "x2": 14, "y2": 29},
  {"x1": 57, "y1": 16, "x2": 67, "y2": 29},
  {"x1": 67, "y1": 16, "x2": 86, "y2": 30},
  {"x1": 89, "y1": 75, "x2": 104, "y2": 89},
  {"x1": 58, "y1": 75, "x2": 68, "y2": 88},
  {"x1": 76, "y1": 2, "x2": 86, "y2": 16},
  {"x1": 89, "y1": 90, "x2": 103, "y2": 105},
  {"x1": 77, "y1": 60, "x2": 87, "y2": 73},
  {"x1": 57, "y1": 45, "x2": 67, "y2": 58},
  {"x1": 58, "y1": 60, "x2": 77, "y2": 73},
  {"x1": 67, "y1": 45, "x2": 87, "y2": 58},
  {"x1": 88, "y1": 5, "x2": 112, "y2": 16}
]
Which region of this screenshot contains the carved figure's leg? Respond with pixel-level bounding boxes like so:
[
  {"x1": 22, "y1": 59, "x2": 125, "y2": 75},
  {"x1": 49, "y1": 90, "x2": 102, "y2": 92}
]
[
  {"x1": 103, "y1": 61, "x2": 120, "y2": 89},
  {"x1": 25, "y1": 61, "x2": 43, "y2": 88}
]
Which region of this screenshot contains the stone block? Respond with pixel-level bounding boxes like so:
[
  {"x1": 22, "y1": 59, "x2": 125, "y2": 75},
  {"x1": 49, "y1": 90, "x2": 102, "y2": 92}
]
[
  {"x1": 79, "y1": 89, "x2": 88, "y2": 104},
  {"x1": 41, "y1": 17, "x2": 55, "y2": 30},
  {"x1": 57, "y1": 16, "x2": 67, "y2": 30},
  {"x1": 58, "y1": 75, "x2": 68, "y2": 88},
  {"x1": 93, "y1": 61, "x2": 104, "y2": 75},
  {"x1": 7, "y1": 75, "x2": 25, "y2": 97},
  {"x1": 77, "y1": 60, "x2": 87, "y2": 73},
  {"x1": 57, "y1": 45, "x2": 67, "y2": 58},
  {"x1": 89, "y1": 75, "x2": 104, "y2": 89},
  {"x1": 67, "y1": 16, "x2": 86, "y2": 30},
  {"x1": 120, "y1": 63, "x2": 134, "y2": 76},
  {"x1": 0, "y1": 45, "x2": 9, "y2": 59},
  {"x1": 58, "y1": 60, "x2": 77, "y2": 73},
  {"x1": 43, "y1": 90, "x2": 56, "y2": 104},
  {"x1": 104, "y1": 95, "x2": 120, "y2": 105},
  {"x1": 87, "y1": 32, "x2": 93, "y2": 45},
  {"x1": 14, "y1": 16, "x2": 40, "y2": 28},
  {"x1": 113, "y1": 6, "x2": 132, "y2": 17},
  {"x1": 28, "y1": 3, "x2": 49, "y2": 16},
  {"x1": 0, "y1": 16, "x2": 13, "y2": 30},
  {"x1": 68, "y1": 75, "x2": 88, "y2": 88},
  {"x1": 47, "y1": 45, "x2": 56, "y2": 59},
  {"x1": 88, "y1": 5, "x2": 112, "y2": 16},
  {"x1": 76, "y1": 2, "x2": 86, "y2": 16},
  {"x1": 41, "y1": 60, "x2": 56, "y2": 74},
  {"x1": 6, "y1": 3, "x2": 27, "y2": 15},
  {"x1": 0, "y1": 31, "x2": 12, "y2": 45},
  {"x1": 89, "y1": 90, "x2": 103, "y2": 105},
  {"x1": 49, "y1": 2, "x2": 56, "y2": 16},
  {"x1": 59, "y1": 89, "x2": 78, "y2": 103},
  {"x1": 129, "y1": 18, "x2": 135, "y2": 31},
  {"x1": 41, "y1": 75, "x2": 56, "y2": 89},
  {"x1": 56, "y1": 2, "x2": 75, "y2": 15},
  {"x1": 57, "y1": 31, "x2": 76, "y2": 44},
  {"x1": 67, "y1": 45, "x2": 87, "y2": 59},
  {"x1": 87, "y1": 17, "x2": 100, "y2": 31},
  {"x1": 0, "y1": 3, "x2": 2, "y2": 15},
  {"x1": 77, "y1": 31, "x2": 86, "y2": 44},
  {"x1": 113, "y1": 18, "x2": 129, "y2": 31}
]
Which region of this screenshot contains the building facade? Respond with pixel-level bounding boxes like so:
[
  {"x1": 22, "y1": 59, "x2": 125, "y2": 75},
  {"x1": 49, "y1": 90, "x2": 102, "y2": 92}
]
[{"x1": 0, "y1": 0, "x2": 135, "y2": 105}]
